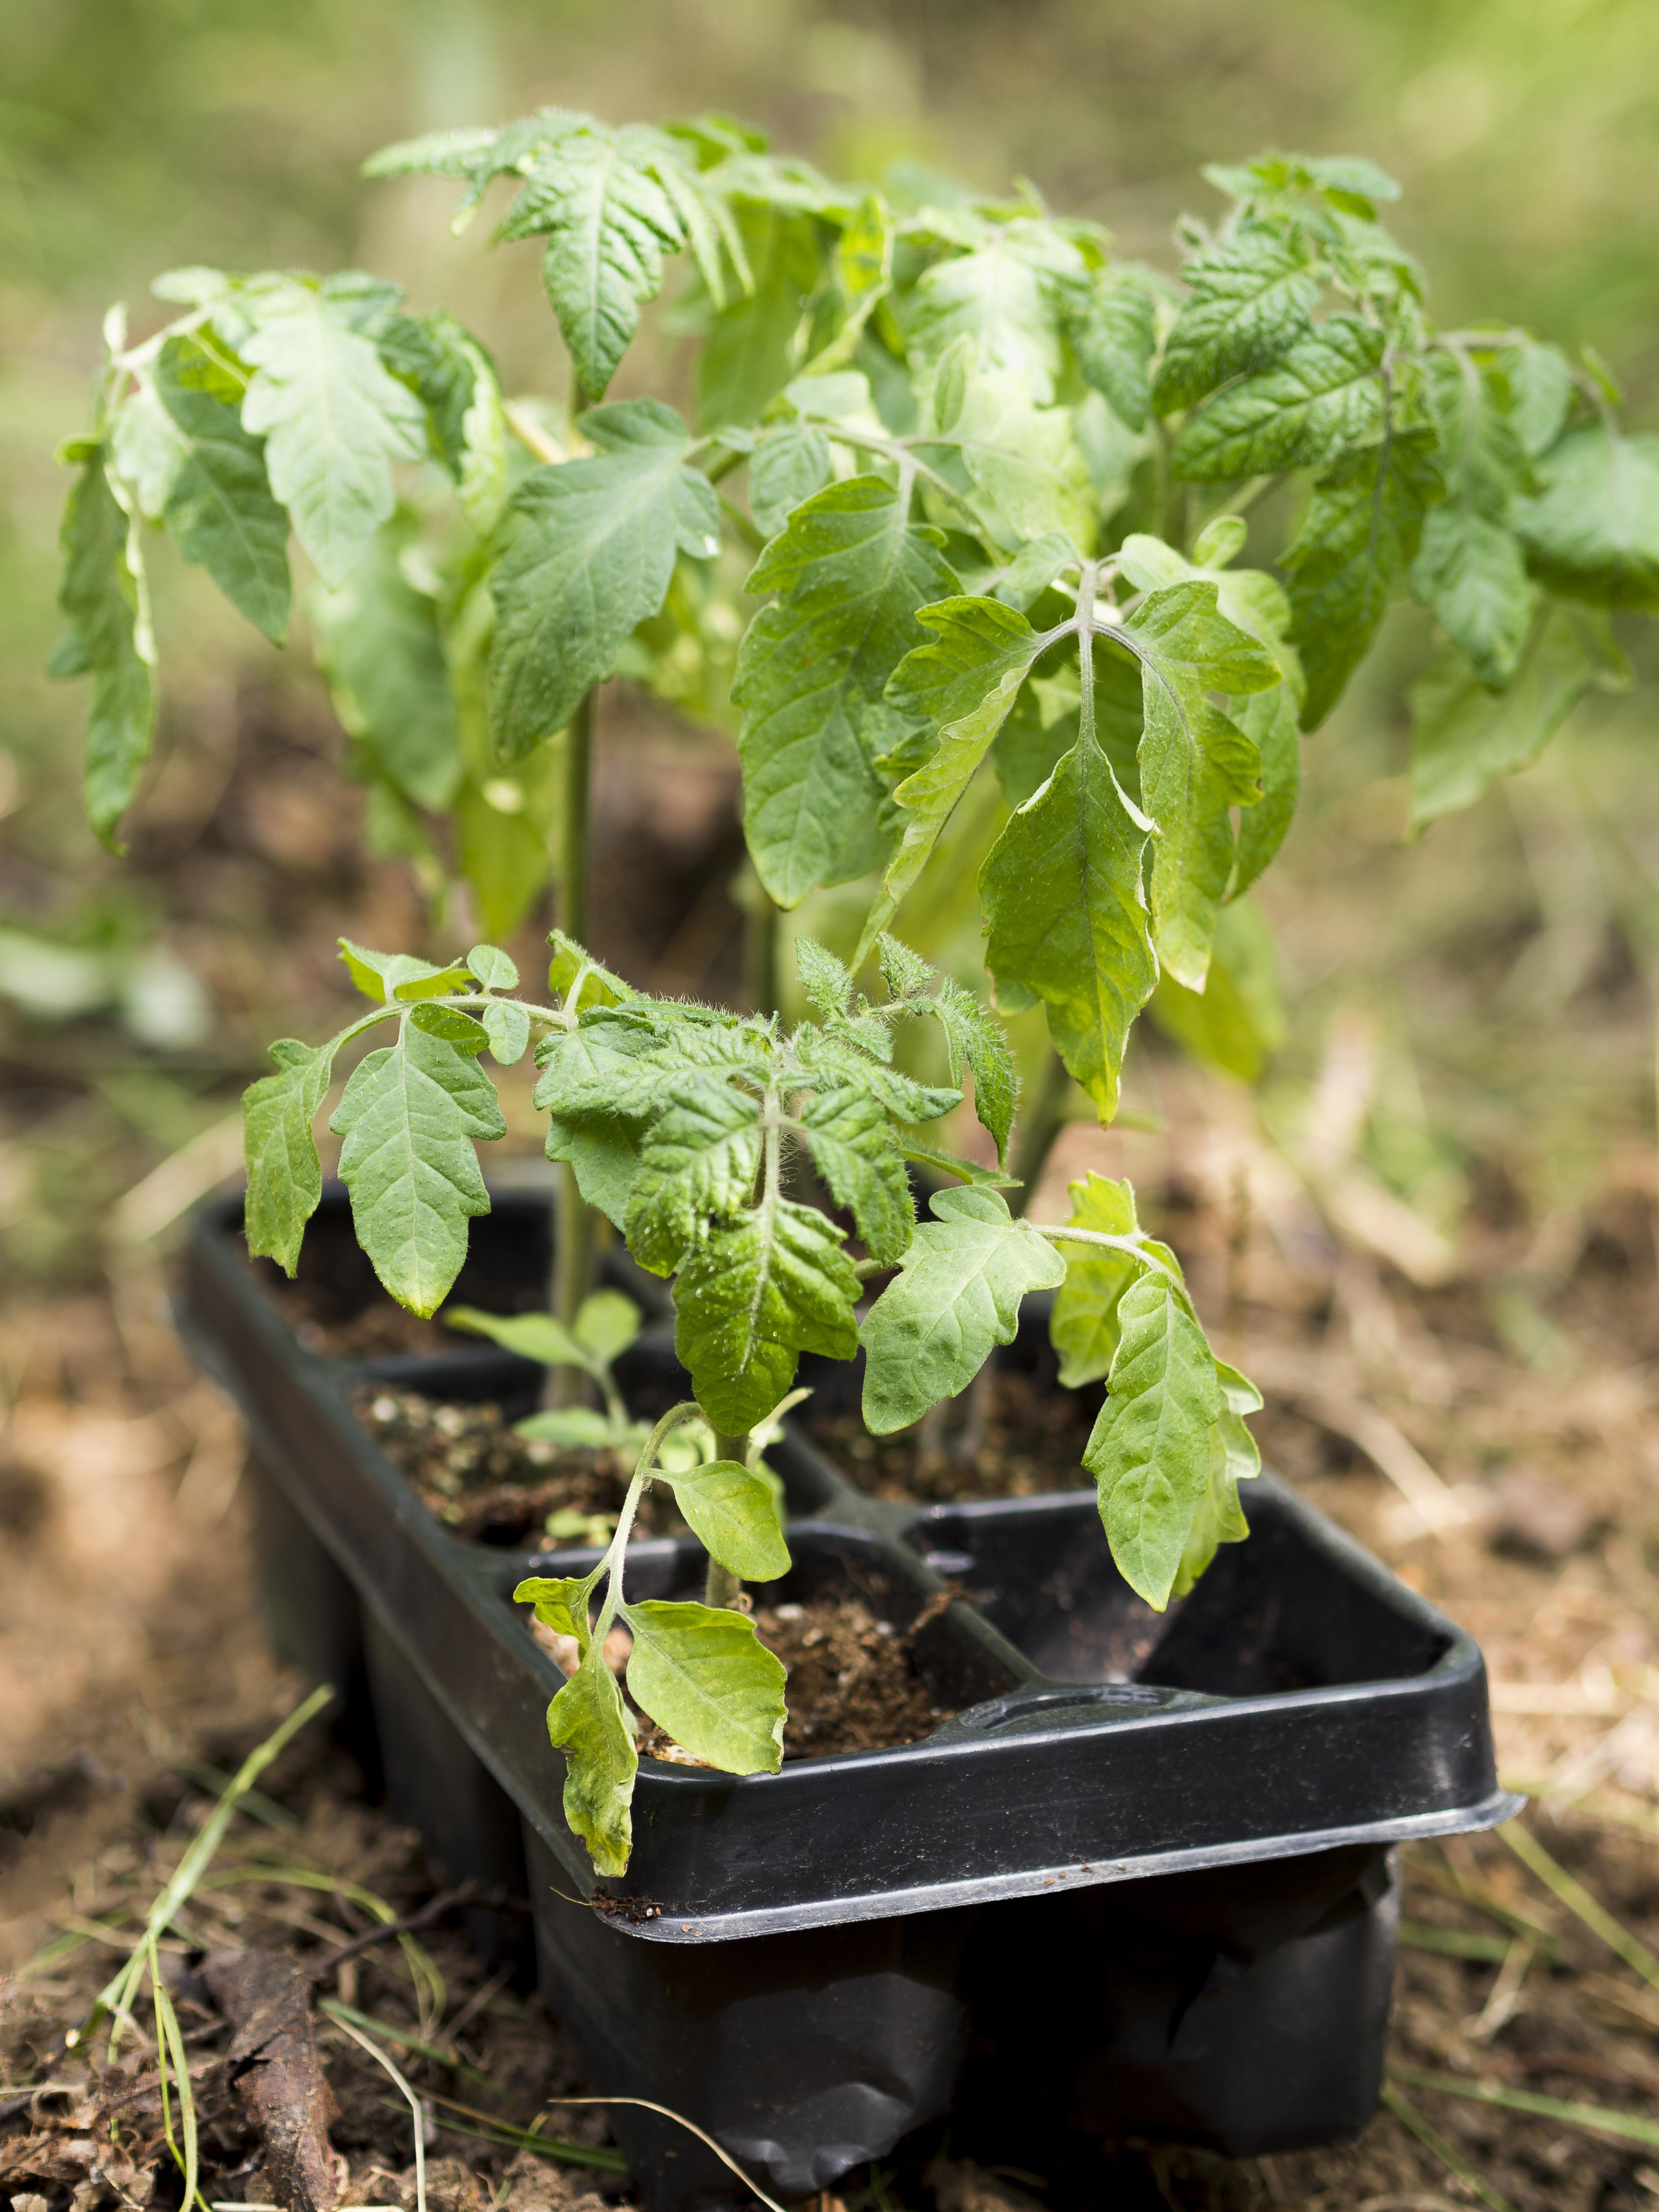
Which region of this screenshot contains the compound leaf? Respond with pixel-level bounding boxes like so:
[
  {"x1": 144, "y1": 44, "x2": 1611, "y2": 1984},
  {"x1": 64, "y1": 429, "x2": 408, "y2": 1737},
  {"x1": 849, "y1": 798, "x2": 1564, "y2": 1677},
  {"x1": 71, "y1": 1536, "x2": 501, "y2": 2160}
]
[
  {"x1": 329, "y1": 1017, "x2": 506, "y2": 1315},
  {"x1": 1084, "y1": 1270, "x2": 1221, "y2": 1610},
  {"x1": 909, "y1": 220, "x2": 1086, "y2": 403},
  {"x1": 800, "y1": 1083, "x2": 915, "y2": 1264},
  {"x1": 1410, "y1": 504, "x2": 1532, "y2": 689},
  {"x1": 624, "y1": 1075, "x2": 763, "y2": 1275},
  {"x1": 1063, "y1": 271, "x2": 1155, "y2": 429},
  {"x1": 1148, "y1": 894, "x2": 1285, "y2": 1082},
  {"x1": 932, "y1": 979, "x2": 1017, "y2": 1166},
  {"x1": 312, "y1": 519, "x2": 462, "y2": 813},
  {"x1": 651, "y1": 1462, "x2": 791, "y2": 1581},
  {"x1": 378, "y1": 308, "x2": 507, "y2": 532},
  {"x1": 734, "y1": 476, "x2": 956, "y2": 906},
  {"x1": 1048, "y1": 1170, "x2": 1156, "y2": 1388},
  {"x1": 749, "y1": 418, "x2": 833, "y2": 539},
  {"x1": 490, "y1": 398, "x2": 719, "y2": 757},
  {"x1": 237, "y1": 273, "x2": 428, "y2": 588},
  {"x1": 860, "y1": 1186, "x2": 1064, "y2": 1432},
  {"x1": 622, "y1": 1599, "x2": 786, "y2": 1772}
]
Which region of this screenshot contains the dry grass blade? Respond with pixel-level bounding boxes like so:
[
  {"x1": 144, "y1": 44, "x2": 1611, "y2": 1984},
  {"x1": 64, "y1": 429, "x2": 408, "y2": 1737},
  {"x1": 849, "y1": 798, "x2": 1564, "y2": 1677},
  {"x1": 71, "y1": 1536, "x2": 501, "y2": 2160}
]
[
  {"x1": 1379, "y1": 2084, "x2": 1518, "y2": 2212},
  {"x1": 1498, "y1": 1821, "x2": 1659, "y2": 1995},
  {"x1": 326, "y1": 2011, "x2": 426, "y2": 2212},
  {"x1": 1389, "y1": 2063, "x2": 1659, "y2": 2151},
  {"x1": 544, "y1": 2095, "x2": 791, "y2": 2212}
]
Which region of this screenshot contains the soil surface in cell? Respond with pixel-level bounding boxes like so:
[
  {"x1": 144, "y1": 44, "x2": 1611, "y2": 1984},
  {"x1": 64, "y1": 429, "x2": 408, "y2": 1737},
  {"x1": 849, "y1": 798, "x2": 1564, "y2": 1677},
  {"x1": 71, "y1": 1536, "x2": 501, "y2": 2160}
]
[
  {"x1": 265, "y1": 1271, "x2": 496, "y2": 1360},
  {"x1": 355, "y1": 1386, "x2": 681, "y2": 1547},
  {"x1": 533, "y1": 1591, "x2": 960, "y2": 1762},
  {"x1": 813, "y1": 1367, "x2": 1095, "y2": 1502}
]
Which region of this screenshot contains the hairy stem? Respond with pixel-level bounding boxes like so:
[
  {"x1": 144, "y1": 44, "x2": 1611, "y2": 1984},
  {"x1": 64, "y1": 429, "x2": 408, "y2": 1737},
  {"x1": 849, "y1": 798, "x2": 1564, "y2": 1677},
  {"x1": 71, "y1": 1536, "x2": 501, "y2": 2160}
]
[
  {"x1": 743, "y1": 872, "x2": 780, "y2": 1019},
  {"x1": 704, "y1": 1431, "x2": 751, "y2": 1609},
  {"x1": 594, "y1": 1402, "x2": 706, "y2": 1641},
  {"x1": 548, "y1": 688, "x2": 598, "y2": 1398}
]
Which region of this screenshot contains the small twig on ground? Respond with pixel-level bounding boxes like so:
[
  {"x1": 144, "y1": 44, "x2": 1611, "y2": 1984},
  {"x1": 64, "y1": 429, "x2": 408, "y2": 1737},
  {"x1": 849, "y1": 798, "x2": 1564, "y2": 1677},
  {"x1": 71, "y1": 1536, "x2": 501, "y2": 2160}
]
[{"x1": 204, "y1": 1947, "x2": 345, "y2": 2212}]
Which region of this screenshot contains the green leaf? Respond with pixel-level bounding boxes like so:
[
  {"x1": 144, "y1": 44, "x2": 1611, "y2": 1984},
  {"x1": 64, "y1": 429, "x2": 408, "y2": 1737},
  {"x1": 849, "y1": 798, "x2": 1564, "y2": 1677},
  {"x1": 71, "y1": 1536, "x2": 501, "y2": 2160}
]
[
  {"x1": 675, "y1": 1200, "x2": 860, "y2": 1435},
  {"x1": 909, "y1": 219, "x2": 1087, "y2": 404},
  {"x1": 980, "y1": 712, "x2": 1157, "y2": 1123},
  {"x1": 794, "y1": 935, "x2": 854, "y2": 1018},
  {"x1": 932, "y1": 980, "x2": 1017, "y2": 1166},
  {"x1": 514, "y1": 1574, "x2": 592, "y2": 1637},
  {"x1": 1153, "y1": 227, "x2": 1320, "y2": 413},
  {"x1": 695, "y1": 205, "x2": 822, "y2": 431},
  {"x1": 914, "y1": 363, "x2": 1098, "y2": 553},
  {"x1": 651, "y1": 1462, "x2": 791, "y2": 1580},
  {"x1": 1410, "y1": 505, "x2": 1532, "y2": 689},
  {"x1": 1048, "y1": 1171, "x2": 1157, "y2": 1388},
  {"x1": 337, "y1": 939, "x2": 473, "y2": 1003},
  {"x1": 1505, "y1": 341, "x2": 1572, "y2": 459},
  {"x1": 377, "y1": 309, "x2": 507, "y2": 533},
  {"x1": 1084, "y1": 1270, "x2": 1222, "y2": 1610},
  {"x1": 544, "y1": 1647, "x2": 638, "y2": 1876},
  {"x1": 860, "y1": 1186, "x2": 1064, "y2": 1433},
  {"x1": 1283, "y1": 427, "x2": 1444, "y2": 729},
  {"x1": 875, "y1": 932, "x2": 934, "y2": 999},
  {"x1": 1408, "y1": 600, "x2": 1629, "y2": 830},
  {"x1": 1511, "y1": 424, "x2": 1659, "y2": 611},
  {"x1": 1120, "y1": 582, "x2": 1278, "y2": 988},
  {"x1": 625, "y1": 1075, "x2": 763, "y2": 1274},
  {"x1": 1148, "y1": 894, "x2": 1285, "y2": 1083},
  {"x1": 242, "y1": 1037, "x2": 334, "y2": 1275},
  {"x1": 506, "y1": 123, "x2": 693, "y2": 400},
  {"x1": 311, "y1": 521, "x2": 462, "y2": 813},
  {"x1": 1173, "y1": 1361, "x2": 1261, "y2": 1599},
  {"x1": 1172, "y1": 316, "x2": 1386, "y2": 483},
  {"x1": 329, "y1": 1018, "x2": 506, "y2": 1315},
  {"x1": 734, "y1": 476, "x2": 957, "y2": 906},
  {"x1": 548, "y1": 930, "x2": 637, "y2": 1008},
  {"x1": 865, "y1": 596, "x2": 1043, "y2": 954},
  {"x1": 467, "y1": 944, "x2": 519, "y2": 991},
  {"x1": 445, "y1": 1305, "x2": 593, "y2": 1370},
  {"x1": 575, "y1": 1288, "x2": 642, "y2": 1363},
  {"x1": 1230, "y1": 680, "x2": 1302, "y2": 899},
  {"x1": 237, "y1": 273, "x2": 428, "y2": 588},
  {"x1": 749, "y1": 419, "x2": 832, "y2": 539},
  {"x1": 140, "y1": 335, "x2": 291, "y2": 643},
  {"x1": 1062, "y1": 272, "x2": 1155, "y2": 430},
  {"x1": 50, "y1": 447, "x2": 155, "y2": 851},
  {"x1": 800, "y1": 1084, "x2": 915, "y2": 1264},
  {"x1": 622, "y1": 1600, "x2": 786, "y2": 1772},
  {"x1": 491, "y1": 398, "x2": 719, "y2": 757}
]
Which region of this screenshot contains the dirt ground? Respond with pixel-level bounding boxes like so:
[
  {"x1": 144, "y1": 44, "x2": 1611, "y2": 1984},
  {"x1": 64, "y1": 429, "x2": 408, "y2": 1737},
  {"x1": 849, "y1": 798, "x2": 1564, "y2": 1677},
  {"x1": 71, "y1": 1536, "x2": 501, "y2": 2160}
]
[{"x1": 4, "y1": 1092, "x2": 1659, "y2": 2212}]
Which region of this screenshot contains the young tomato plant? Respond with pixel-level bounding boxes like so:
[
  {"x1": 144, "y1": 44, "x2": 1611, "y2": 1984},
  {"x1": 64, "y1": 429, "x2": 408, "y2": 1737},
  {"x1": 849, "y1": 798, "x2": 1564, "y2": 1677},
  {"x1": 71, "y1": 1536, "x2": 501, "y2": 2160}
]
[{"x1": 57, "y1": 117, "x2": 1657, "y2": 1868}]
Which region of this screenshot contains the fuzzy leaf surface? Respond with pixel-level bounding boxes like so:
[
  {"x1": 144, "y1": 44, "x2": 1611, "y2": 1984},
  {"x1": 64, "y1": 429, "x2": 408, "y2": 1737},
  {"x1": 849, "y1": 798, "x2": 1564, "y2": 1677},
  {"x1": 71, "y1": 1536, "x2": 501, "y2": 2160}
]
[
  {"x1": 623, "y1": 1600, "x2": 787, "y2": 1772},
  {"x1": 329, "y1": 1019, "x2": 505, "y2": 1315},
  {"x1": 491, "y1": 399, "x2": 718, "y2": 756},
  {"x1": 734, "y1": 476, "x2": 956, "y2": 905},
  {"x1": 311, "y1": 522, "x2": 461, "y2": 812},
  {"x1": 800, "y1": 1084, "x2": 915, "y2": 1264},
  {"x1": 1410, "y1": 505, "x2": 1532, "y2": 689},
  {"x1": 1062, "y1": 272, "x2": 1155, "y2": 429},
  {"x1": 932, "y1": 981, "x2": 1017, "y2": 1166},
  {"x1": 860, "y1": 1186, "x2": 1064, "y2": 1432},
  {"x1": 909, "y1": 220, "x2": 1086, "y2": 403},
  {"x1": 624, "y1": 1076, "x2": 763, "y2": 1275}
]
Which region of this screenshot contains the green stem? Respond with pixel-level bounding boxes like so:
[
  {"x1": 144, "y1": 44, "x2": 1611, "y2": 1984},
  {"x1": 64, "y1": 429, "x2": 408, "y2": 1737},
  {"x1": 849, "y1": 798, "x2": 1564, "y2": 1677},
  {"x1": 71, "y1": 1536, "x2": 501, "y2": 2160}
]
[
  {"x1": 743, "y1": 871, "x2": 780, "y2": 1019},
  {"x1": 1007, "y1": 1045, "x2": 1074, "y2": 1217},
  {"x1": 705, "y1": 1431, "x2": 751, "y2": 1609},
  {"x1": 1153, "y1": 414, "x2": 1188, "y2": 551},
  {"x1": 593, "y1": 1401, "x2": 706, "y2": 1641},
  {"x1": 550, "y1": 687, "x2": 598, "y2": 1400}
]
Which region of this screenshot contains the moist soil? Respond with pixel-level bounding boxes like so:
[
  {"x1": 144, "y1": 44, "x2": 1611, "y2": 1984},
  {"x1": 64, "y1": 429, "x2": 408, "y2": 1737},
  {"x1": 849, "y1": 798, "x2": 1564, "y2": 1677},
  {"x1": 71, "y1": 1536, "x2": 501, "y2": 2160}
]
[
  {"x1": 267, "y1": 1272, "x2": 471, "y2": 1360},
  {"x1": 812, "y1": 1366, "x2": 1096, "y2": 1503},
  {"x1": 354, "y1": 1385, "x2": 681, "y2": 1548},
  {"x1": 545, "y1": 1592, "x2": 959, "y2": 1764}
]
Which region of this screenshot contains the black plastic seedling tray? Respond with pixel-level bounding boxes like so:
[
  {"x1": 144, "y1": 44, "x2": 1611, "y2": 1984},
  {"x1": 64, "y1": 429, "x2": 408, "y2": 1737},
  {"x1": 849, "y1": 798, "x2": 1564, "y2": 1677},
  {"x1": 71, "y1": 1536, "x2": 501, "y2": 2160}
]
[{"x1": 182, "y1": 1187, "x2": 1518, "y2": 2210}]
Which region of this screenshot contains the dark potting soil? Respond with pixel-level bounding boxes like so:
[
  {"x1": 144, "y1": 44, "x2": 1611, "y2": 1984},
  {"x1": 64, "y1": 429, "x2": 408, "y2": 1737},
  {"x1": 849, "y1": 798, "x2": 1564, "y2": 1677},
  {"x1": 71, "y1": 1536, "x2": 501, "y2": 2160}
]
[
  {"x1": 812, "y1": 1367, "x2": 1095, "y2": 1503},
  {"x1": 267, "y1": 1272, "x2": 481, "y2": 1360},
  {"x1": 353, "y1": 1386, "x2": 682, "y2": 1548}
]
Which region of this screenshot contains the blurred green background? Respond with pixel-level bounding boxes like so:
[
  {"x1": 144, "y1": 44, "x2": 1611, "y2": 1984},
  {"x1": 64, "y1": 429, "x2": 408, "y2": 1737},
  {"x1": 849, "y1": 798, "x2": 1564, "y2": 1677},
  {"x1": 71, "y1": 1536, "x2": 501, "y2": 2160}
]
[{"x1": 2, "y1": 0, "x2": 1657, "y2": 1293}]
